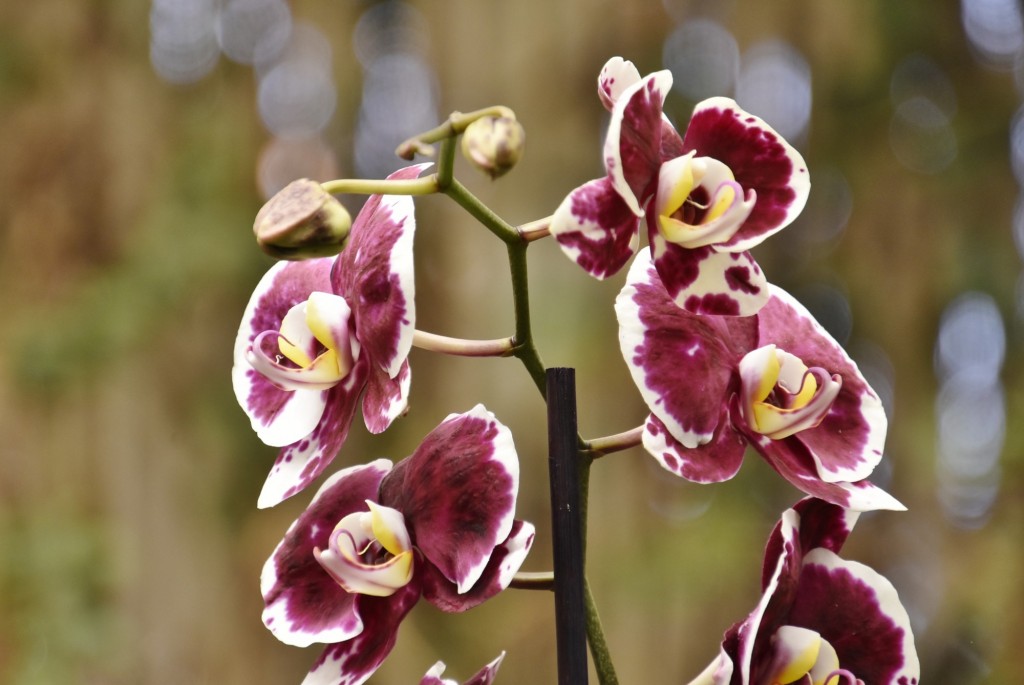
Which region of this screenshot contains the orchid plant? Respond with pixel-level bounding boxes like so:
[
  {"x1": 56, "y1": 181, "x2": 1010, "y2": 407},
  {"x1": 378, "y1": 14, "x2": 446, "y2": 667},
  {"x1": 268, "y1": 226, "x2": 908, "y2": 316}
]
[{"x1": 232, "y1": 57, "x2": 920, "y2": 685}]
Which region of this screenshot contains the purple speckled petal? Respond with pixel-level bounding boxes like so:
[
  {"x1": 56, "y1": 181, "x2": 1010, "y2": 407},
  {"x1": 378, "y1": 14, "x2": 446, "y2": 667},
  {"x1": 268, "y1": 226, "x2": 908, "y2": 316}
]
[
  {"x1": 463, "y1": 652, "x2": 507, "y2": 685},
  {"x1": 788, "y1": 549, "x2": 920, "y2": 685},
  {"x1": 748, "y1": 427, "x2": 904, "y2": 512},
  {"x1": 420, "y1": 519, "x2": 535, "y2": 613},
  {"x1": 361, "y1": 358, "x2": 411, "y2": 434},
  {"x1": 301, "y1": 581, "x2": 422, "y2": 685},
  {"x1": 681, "y1": 98, "x2": 810, "y2": 251},
  {"x1": 233, "y1": 258, "x2": 336, "y2": 447},
  {"x1": 332, "y1": 164, "x2": 430, "y2": 381},
  {"x1": 649, "y1": 234, "x2": 769, "y2": 316},
  {"x1": 598, "y1": 56, "x2": 642, "y2": 110},
  {"x1": 605, "y1": 70, "x2": 673, "y2": 214},
  {"x1": 550, "y1": 177, "x2": 641, "y2": 279},
  {"x1": 379, "y1": 405, "x2": 519, "y2": 594},
  {"x1": 642, "y1": 413, "x2": 745, "y2": 483},
  {"x1": 616, "y1": 248, "x2": 757, "y2": 447},
  {"x1": 421, "y1": 653, "x2": 505, "y2": 685},
  {"x1": 261, "y1": 459, "x2": 392, "y2": 647},
  {"x1": 259, "y1": 362, "x2": 370, "y2": 508},
  {"x1": 756, "y1": 286, "x2": 887, "y2": 483},
  {"x1": 761, "y1": 498, "x2": 859, "y2": 591}
]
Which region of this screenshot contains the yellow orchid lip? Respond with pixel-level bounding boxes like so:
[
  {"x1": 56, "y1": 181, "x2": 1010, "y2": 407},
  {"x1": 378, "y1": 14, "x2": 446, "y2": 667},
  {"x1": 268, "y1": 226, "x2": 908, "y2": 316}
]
[
  {"x1": 314, "y1": 502, "x2": 415, "y2": 598},
  {"x1": 654, "y1": 153, "x2": 756, "y2": 249},
  {"x1": 247, "y1": 293, "x2": 356, "y2": 392},
  {"x1": 739, "y1": 345, "x2": 842, "y2": 440}
]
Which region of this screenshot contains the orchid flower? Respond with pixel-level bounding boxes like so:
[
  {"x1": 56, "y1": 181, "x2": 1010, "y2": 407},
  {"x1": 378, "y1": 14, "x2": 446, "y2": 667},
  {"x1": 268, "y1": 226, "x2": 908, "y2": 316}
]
[
  {"x1": 617, "y1": 248, "x2": 900, "y2": 511},
  {"x1": 420, "y1": 653, "x2": 505, "y2": 685},
  {"x1": 552, "y1": 56, "x2": 809, "y2": 316},
  {"x1": 232, "y1": 164, "x2": 429, "y2": 508},
  {"x1": 261, "y1": 405, "x2": 535, "y2": 685},
  {"x1": 687, "y1": 498, "x2": 919, "y2": 685}
]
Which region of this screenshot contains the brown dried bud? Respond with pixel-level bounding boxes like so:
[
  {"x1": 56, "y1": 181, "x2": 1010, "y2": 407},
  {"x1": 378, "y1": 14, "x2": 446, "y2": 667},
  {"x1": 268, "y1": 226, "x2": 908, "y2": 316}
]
[
  {"x1": 254, "y1": 179, "x2": 352, "y2": 260},
  {"x1": 460, "y1": 116, "x2": 525, "y2": 179}
]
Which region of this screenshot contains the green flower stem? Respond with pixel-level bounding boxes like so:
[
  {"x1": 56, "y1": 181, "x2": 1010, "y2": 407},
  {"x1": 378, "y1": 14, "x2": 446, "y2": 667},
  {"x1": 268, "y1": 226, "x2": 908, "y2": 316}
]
[
  {"x1": 509, "y1": 571, "x2": 555, "y2": 591},
  {"x1": 395, "y1": 105, "x2": 517, "y2": 160},
  {"x1": 412, "y1": 330, "x2": 515, "y2": 357},
  {"x1": 320, "y1": 176, "x2": 439, "y2": 196},
  {"x1": 585, "y1": 577, "x2": 620, "y2": 685},
  {"x1": 444, "y1": 178, "x2": 521, "y2": 244},
  {"x1": 584, "y1": 425, "x2": 644, "y2": 458},
  {"x1": 506, "y1": 242, "x2": 548, "y2": 399}
]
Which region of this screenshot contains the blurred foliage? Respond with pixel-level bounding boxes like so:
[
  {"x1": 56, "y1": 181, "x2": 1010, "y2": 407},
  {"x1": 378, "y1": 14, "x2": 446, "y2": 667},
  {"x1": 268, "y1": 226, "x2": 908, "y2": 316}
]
[{"x1": 1, "y1": 0, "x2": 1021, "y2": 684}]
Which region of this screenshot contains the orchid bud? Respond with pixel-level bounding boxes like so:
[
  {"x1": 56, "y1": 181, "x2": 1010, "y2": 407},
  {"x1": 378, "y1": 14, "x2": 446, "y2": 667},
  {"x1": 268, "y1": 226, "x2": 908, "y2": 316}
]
[
  {"x1": 460, "y1": 116, "x2": 525, "y2": 179},
  {"x1": 254, "y1": 179, "x2": 352, "y2": 260}
]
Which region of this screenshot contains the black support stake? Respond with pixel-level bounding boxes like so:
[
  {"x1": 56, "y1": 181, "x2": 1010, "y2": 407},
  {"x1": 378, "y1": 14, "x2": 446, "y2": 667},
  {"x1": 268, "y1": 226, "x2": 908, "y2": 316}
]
[{"x1": 546, "y1": 367, "x2": 588, "y2": 685}]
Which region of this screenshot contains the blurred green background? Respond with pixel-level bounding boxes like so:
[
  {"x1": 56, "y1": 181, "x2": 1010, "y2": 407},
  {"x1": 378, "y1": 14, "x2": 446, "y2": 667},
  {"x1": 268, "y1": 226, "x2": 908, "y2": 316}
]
[{"x1": 1, "y1": 0, "x2": 1021, "y2": 683}]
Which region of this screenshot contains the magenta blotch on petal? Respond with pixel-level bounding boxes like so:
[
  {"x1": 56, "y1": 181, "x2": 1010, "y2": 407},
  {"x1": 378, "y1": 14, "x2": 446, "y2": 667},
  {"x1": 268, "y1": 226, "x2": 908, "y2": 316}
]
[
  {"x1": 379, "y1": 405, "x2": 520, "y2": 594},
  {"x1": 681, "y1": 97, "x2": 810, "y2": 252},
  {"x1": 550, "y1": 177, "x2": 641, "y2": 279}
]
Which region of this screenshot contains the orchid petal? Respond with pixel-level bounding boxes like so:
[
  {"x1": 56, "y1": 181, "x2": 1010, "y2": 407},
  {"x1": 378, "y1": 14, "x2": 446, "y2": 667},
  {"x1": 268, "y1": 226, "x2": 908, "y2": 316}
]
[
  {"x1": 788, "y1": 549, "x2": 920, "y2": 685},
  {"x1": 605, "y1": 70, "x2": 673, "y2": 215},
  {"x1": 463, "y1": 652, "x2": 507, "y2": 685},
  {"x1": 261, "y1": 459, "x2": 392, "y2": 647},
  {"x1": 598, "y1": 56, "x2": 642, "y2": 110},
  {"x1": 380, "y1": 405, "x2": 520, "y2": 594},
  {"x1": 420, "y1": 661, "x2": 453, "y2": 685},
  {"x1": 757, "y1": 286, "x2": 887, "y2": 483},
  {"x1": 233, "y1": 259, "x2": 335, "y2": 447},
  {"x1": 616, "y1": 248, "x2": 757, "y2": 447},
  {"x1": 362, "y1": 356, "x2": 411, "y2": 434},
  {"x1": 649, "y1": 235, "x2": 769, "y2": 316},
  {"x1": 550, "y1": 177, "x2": 641, "y2": 279},
  {"x1": 682, "y1": 97, "x2": 810, "y2": 251},
  {"x1": 750, "y1": 431, "x2": 904, "y2": 512},
  {"x1": 258, "y1": 363, "x2": 369, "y2": 508},
  {"x1": 420, "y1": 520, "x2": 535, "y2": 613},
  {"x1": 332, "y1": 164, "x2": 430, "y2": 380},
  {"x1": 642, "y1": 413, "x2": 745, "y2": 483},
  {"x1": 301, "y1": 582, "x2": 422, "y2": 685},
  {"x1": 420, "y1": 652, "x2": 505, "y2": 685}
]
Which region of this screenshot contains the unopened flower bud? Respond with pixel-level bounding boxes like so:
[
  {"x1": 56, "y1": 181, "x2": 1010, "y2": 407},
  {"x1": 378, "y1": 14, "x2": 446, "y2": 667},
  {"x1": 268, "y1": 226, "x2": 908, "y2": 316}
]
[
  {"x1": 254, "y1": 179, "x2": 352, "y2": 260},
  {"x1": 460, "y1": 116, "x2": 525, "y2": 179}
]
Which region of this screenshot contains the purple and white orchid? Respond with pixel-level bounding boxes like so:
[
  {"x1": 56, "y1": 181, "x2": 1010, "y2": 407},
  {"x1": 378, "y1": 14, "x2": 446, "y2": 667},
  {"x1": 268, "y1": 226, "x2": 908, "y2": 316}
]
[
  {"x1": 687, "y1": 498, "x2": 919, "y2": 685},
  {"x1": 233, "y1": 165, "x2": 429, "y2": 508},
  {"x1": 552, "y1": 56, "x2": 810, "y2": 317},
  {"x1": 617, "y1": 248, "x2": 900, "y2": 511},
  {"x1": 261, "y1": 405, "x2": 535, "y2": 685},
  {"x1": 420, "y1": 653, "x2": 505, "y2": 685}
]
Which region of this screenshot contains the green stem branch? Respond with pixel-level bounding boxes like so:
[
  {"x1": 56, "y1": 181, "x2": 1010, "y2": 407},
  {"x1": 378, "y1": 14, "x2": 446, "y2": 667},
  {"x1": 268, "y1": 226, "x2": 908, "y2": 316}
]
[
  {"x1": 320, "y1": 176, "x2": 439, "y2": 196},
  {"x1": 585, "y1": 577, "x2": 620, "y2": 685}
]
